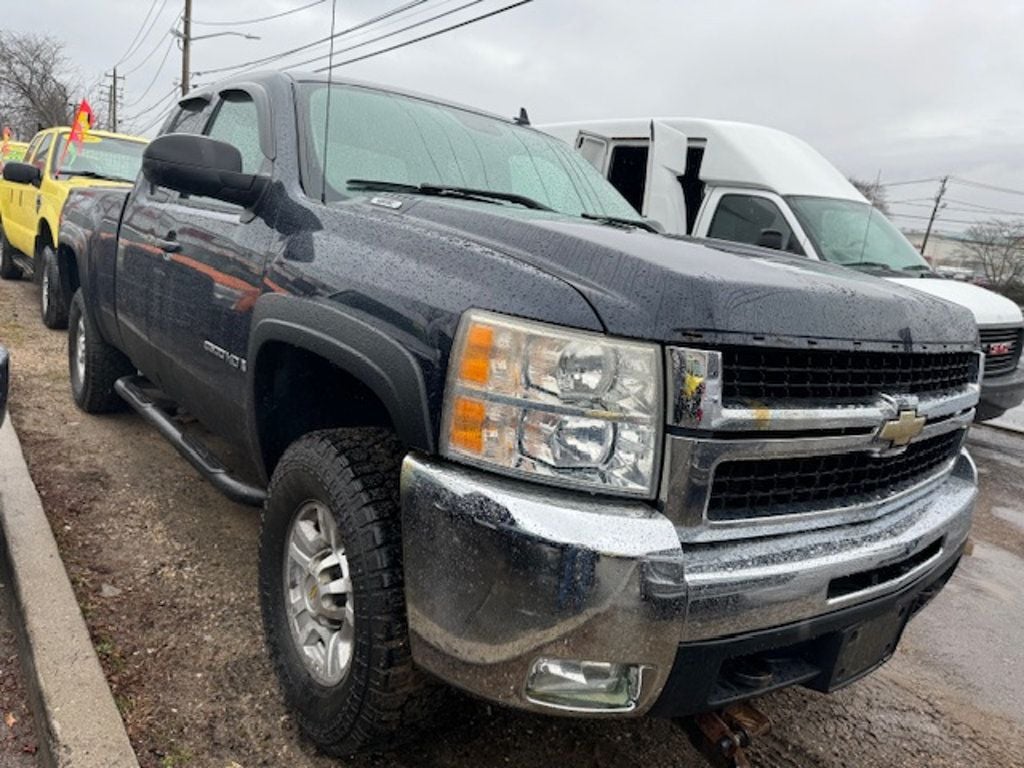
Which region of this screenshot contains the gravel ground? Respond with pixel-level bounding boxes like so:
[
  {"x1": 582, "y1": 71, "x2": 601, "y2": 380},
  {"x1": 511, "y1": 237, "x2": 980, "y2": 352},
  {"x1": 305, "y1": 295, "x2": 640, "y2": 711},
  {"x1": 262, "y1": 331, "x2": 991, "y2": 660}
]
[{"x1": 1, "y1": 275, "x2": 1023, "y2": 768}]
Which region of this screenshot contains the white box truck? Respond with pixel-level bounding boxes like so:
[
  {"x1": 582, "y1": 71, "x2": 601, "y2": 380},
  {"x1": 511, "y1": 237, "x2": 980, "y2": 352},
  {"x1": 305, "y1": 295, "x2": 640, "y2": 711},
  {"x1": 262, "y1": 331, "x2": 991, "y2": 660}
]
[{"x1": 540, "y1": 118, "x2": 1024, "y2": 419}]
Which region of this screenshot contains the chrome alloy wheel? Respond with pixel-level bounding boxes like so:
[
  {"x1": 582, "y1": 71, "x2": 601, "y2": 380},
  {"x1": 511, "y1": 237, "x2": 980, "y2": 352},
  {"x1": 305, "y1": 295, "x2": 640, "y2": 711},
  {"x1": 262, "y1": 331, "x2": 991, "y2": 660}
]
[
  {"x1": 41, "y1": 267, "x2": 50, "y2": 315},
  {"x1": 74, "y1": 313, "x2": 87, "y2": 386},
  {"x1": 284, "y1": 501, "x2": 355, "y2": 686}
]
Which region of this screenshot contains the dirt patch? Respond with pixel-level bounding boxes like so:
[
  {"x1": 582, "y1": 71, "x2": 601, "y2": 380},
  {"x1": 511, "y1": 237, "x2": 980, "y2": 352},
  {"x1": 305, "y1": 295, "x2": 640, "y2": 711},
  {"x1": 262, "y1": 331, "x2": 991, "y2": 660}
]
[
  {"x1": 1, "y1": 274, "x2": 1023, "y2": 768},
  {"x1": 0, "y1": 579, "x2": 38, "y2": 767}
]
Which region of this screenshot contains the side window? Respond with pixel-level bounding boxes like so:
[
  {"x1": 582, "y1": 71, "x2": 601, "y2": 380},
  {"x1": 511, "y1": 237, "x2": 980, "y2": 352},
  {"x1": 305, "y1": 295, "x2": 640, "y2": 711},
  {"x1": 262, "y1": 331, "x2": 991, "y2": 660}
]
[
  {"x1": 23, "y1": 137, "x2": 42, "y2": 165},
  {"x1": 31, "y1": 134, "x2": 54, "y2": 173},
  {"x1": 206, "y1": 92, "x2": 264, "y2": 175},
  {"x1": 607, "y1": 143, "x2": 649, "y2": 214},
  {"x1": 576, "y1": 134, "x2": 608, "y2": 171},
  {"x1": 166, "y1": 100, "x2": 210, "y2": 134},
  {"x1": 707, "y1": 194, "x2": 804, "y2": 255}
]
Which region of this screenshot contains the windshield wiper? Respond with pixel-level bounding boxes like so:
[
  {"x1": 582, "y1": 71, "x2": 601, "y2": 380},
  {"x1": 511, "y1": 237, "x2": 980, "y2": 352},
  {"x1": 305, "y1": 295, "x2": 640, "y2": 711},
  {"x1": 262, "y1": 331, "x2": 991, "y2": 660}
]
[
  {"x1": 57, "y1": 170, "x2": 130, "y2": 183},
  {"x1": 901, "y1": 264, "x2": 933, "y2": 273},
  {"x1": 846, "y1": 260, "x2": 902, "y2": 273},
  {"x1": 580, "y1": 212, "x2": 660, "y2": 233},
  {"x1": 345, "y1": 179, "x2": 552, "y2": 211}
]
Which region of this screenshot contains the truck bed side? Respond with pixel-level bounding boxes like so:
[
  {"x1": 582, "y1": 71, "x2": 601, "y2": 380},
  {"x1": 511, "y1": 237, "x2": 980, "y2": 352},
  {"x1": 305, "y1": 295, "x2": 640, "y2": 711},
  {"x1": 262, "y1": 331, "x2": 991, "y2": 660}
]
[{"x1": 58, "y1": 187, "x2": 132, "y2": 349}]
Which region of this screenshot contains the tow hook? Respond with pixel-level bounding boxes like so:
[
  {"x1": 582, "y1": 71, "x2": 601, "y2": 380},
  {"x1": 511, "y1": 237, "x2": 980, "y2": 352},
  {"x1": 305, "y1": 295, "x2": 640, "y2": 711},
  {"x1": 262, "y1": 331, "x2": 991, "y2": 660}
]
[{"x1": 680, "y1": 702, "x2": 772, "y2": 768}]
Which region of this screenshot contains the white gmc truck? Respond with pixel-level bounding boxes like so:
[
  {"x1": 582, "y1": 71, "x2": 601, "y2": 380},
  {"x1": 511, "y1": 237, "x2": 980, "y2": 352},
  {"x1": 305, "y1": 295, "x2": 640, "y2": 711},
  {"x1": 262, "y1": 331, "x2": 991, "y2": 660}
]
[{"x1": 541, "y1": 118, "x2": 1024, "y2": 420}]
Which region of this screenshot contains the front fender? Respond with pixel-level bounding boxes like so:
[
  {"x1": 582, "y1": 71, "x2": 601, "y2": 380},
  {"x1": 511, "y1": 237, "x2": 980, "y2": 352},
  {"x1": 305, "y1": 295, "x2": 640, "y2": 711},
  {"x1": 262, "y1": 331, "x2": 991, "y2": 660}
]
[{"x1": 247, "y1": 293, "x2": 435, "y2": 467}]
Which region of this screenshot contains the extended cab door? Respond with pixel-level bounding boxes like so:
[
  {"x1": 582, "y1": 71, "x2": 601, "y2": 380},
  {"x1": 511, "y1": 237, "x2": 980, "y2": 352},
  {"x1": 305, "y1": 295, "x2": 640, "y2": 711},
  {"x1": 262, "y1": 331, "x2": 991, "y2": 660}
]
[
  {"x1": 1, "y1": 134, "x2": 39, "y2": 236},
  {"x1": 5, "y1": 132, "x2": 54, "y2": 256},
  {"x1": 145, "y1": 89, "x2": 275, "y2": 444}
]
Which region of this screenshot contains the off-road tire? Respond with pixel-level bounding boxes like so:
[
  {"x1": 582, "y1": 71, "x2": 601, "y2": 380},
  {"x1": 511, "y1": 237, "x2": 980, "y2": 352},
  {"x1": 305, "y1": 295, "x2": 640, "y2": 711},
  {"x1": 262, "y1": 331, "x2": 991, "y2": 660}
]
[
  {"x1": 68, "y1": 289, "x2": 132, "y2": 413},
  {"x1": 260, "y1": 428, "x2": 449, "y2": 756},
  {"x1": 0, "y1": 230, "x2": 23, "y2": 280},
  {"x1": 40, "y1": 245, "x2": 69, "y2": 329}
]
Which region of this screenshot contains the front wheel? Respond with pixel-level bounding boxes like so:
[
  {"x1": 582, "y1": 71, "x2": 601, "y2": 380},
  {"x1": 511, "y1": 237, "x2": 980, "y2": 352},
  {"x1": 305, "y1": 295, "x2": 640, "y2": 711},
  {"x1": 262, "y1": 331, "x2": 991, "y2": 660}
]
[
  {"x1": 68, "y1": 290, "x2": 133, "y2": 413},
  {"x1": 259, "y1": 428, "x2": 448, "y2": 756},
  {"x1": 40, "y1": 246, "x2": 69, "y2": 329}
]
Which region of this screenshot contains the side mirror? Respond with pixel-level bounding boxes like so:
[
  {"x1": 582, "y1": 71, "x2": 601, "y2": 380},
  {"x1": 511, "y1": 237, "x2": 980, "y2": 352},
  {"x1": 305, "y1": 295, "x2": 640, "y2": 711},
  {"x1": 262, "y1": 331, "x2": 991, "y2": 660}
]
[
  {"x1": 0, "y1": 345, "x2": 9, "y2": 427},
  {"x1": 142, "y1": 133, "x2": 268, "y2": 208},
  {"x1": 757, "y1": 229, "x2": 784, "y2": 250},
  {"x1": 3, "y1": 161, "x2": 42, "y2": 188}
]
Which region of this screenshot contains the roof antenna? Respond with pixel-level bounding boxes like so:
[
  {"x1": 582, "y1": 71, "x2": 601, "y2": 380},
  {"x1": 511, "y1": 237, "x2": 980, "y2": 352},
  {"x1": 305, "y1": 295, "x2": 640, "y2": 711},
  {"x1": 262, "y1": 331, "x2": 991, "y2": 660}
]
[
  {"x1": 513, "y1": 107, "x2": 530, "y2": 126},
  {"x1": 321, "y1": 0, "x2": 339, "y2": 204}
]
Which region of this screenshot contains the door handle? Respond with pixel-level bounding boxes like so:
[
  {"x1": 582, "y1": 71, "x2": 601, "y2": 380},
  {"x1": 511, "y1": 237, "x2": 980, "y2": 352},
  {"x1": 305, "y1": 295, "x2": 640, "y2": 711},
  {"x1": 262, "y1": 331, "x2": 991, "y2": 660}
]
[{"x1": 153, "y1": 233, "x2": 181, "y2": 256}]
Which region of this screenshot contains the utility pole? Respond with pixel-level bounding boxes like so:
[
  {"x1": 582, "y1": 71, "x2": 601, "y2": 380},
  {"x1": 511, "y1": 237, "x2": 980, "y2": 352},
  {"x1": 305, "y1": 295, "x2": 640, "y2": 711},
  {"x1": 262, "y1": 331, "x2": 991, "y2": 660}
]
[
  {"x1": 104, "y1": 68, "x2": 122, "y2": 131},
  {"x1": 919, "y1": 175, "x2": 948, "y2": 257},
  {"x1": 112, "y1": 67, "x2": 119, "y2": 132},
  {"x1": 181, "y1": 0, "x2": 192, "y2": 96}
]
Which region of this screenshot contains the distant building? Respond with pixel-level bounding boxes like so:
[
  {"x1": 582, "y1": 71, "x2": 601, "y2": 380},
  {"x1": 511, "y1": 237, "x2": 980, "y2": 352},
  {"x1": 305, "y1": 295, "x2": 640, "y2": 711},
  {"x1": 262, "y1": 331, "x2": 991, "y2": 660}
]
[{"x1": 902, "y1": 230, "x2": 985, "y2": 276}]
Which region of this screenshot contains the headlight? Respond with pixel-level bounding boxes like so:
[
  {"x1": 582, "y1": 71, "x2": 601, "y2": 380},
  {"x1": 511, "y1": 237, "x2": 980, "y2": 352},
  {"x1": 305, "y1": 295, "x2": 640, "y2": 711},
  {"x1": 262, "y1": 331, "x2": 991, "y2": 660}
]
[{"x1": 441, "y1": 310, "x2": 663, "y2": 497}]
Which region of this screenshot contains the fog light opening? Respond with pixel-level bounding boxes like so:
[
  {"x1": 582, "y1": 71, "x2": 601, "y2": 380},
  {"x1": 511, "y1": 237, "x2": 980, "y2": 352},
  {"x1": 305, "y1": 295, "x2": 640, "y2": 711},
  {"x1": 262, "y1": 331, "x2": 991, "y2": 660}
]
[{"x1": 525, "y1": 658, "x2": 644, "y2": 712}]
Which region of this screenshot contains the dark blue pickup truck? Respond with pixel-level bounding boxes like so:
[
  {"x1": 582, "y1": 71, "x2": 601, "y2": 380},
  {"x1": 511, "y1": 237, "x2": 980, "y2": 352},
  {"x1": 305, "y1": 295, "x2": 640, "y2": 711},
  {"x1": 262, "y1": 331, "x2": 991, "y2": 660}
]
[{"x1": 49, "y1": 71, "x2": 981, "y2": 760}]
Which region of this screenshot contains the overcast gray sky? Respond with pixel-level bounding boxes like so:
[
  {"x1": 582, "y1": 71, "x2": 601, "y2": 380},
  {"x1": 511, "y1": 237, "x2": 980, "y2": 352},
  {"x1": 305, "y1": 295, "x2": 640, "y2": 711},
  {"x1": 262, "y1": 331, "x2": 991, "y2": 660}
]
[{"x1": 6, "y1": 0, "x2": 1024, "y2": 234}]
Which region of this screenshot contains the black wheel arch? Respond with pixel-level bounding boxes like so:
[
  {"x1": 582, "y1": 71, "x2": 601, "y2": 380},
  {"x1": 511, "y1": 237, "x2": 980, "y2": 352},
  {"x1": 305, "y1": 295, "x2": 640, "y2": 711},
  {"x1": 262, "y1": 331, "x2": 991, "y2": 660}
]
[{"x1": 247, "y1": 294, "x2": 435, "y2": 481}]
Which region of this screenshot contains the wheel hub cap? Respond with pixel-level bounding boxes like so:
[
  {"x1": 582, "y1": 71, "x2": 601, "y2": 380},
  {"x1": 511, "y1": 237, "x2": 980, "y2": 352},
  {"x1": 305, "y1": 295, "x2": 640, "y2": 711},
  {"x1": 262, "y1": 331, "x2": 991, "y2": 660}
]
[
  {"x1": 42, "y1": 270, "x2": 49, "y2": 313},
  {"x1": 284, "y1": 501, "x2": 354, "y2": 686},
  {"x1": 74, "y1": 317, "x2": 87, "y2": 385}
]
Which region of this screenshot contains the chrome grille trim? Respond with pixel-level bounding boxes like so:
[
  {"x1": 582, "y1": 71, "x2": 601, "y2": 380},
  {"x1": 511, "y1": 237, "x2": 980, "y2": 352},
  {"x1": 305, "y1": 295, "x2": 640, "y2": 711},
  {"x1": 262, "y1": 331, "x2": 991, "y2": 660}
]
[
  {"x1": 979, "y1": 324, "x2": 1023, "y2": 377},
  {"x1": 667, "y1": 347, "x2": 982, "y2": 432},
  {"x1": 659, "y1": 410, "x2": 973, "y2": 542}
]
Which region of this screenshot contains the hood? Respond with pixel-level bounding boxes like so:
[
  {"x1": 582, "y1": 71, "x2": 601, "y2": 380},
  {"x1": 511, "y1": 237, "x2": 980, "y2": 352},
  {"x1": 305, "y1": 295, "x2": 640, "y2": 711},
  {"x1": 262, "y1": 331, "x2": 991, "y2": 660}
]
[
  {"x1": 396, "y1": 200, "x2": 978, "y2": 348},
  {"x1": 888, "y1": 277, "x2": 1023, "y2": 328}
]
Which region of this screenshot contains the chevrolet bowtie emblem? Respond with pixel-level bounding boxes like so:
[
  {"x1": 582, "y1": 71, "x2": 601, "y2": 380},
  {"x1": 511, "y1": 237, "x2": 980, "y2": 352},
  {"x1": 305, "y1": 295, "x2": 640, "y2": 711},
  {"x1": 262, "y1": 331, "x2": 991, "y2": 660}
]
[{"x1": 878, "y1": 409, "x2": 926, "y2": 448}]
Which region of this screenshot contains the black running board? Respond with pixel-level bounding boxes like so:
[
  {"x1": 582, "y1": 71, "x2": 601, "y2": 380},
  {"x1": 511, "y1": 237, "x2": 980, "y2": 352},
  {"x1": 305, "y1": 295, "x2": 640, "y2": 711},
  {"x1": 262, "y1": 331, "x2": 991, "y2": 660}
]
[{"x1": 115, "y1": 376, "x2": 267, "y2": 507}]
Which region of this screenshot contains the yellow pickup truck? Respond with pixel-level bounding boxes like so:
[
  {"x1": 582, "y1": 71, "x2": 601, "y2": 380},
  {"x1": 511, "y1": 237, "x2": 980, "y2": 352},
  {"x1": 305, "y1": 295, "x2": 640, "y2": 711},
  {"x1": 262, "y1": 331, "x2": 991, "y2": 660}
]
[{"x1": 0, "y1": 127, "x2": 147, "y2": 327}]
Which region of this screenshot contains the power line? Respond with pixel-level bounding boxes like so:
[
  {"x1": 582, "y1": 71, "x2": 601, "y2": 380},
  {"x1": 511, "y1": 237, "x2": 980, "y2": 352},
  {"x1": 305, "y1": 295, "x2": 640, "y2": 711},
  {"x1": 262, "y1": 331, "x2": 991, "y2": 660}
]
[
  {"x1": 890, "y1": 212, "x2": 983, "y2": 227},
  {"x1": 118, "y1": 0, "x2": 175, "y2": 68},
  {"x1": 114, "y1": 0, "x2": 162, "y2": 66},
  {"x1": 192, "y1": 0, "x2": 326, "y2": 26},
  {"x1": 123, "y1": 30, "x2": 175, "y2": 76},
  {"x1": 878, "y1": 176, "x2": 942, "y2": 188},
  {"x1": 314, "y1": 0, "x2": 534, "y2": 72},
  {"x1": 950, "y1": 176, "x2": 1024, "y2": 198},
  {"x1": 122, "y1": 85, "x2": 179, "y2": 127},
  {"x1": 123, "y1": 36, "x2": 177, "y2": 109},
  {"x1": 286, "y1": 0, "x2": 493, "y2": 73},
  {"x1": 193, "y1": 0, "x2": 431, "y2": 77},
  {"x1": 891, "y1": 201, "x2": 1024, "y2": 217}
]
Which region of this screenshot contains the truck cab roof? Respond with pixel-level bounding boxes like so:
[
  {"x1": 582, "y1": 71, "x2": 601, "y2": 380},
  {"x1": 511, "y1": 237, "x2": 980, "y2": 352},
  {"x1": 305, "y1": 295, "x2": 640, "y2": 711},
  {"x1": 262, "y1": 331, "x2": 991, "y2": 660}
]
[{"x1": 540, "y1": 117, "x2": 866, "y2": 202}]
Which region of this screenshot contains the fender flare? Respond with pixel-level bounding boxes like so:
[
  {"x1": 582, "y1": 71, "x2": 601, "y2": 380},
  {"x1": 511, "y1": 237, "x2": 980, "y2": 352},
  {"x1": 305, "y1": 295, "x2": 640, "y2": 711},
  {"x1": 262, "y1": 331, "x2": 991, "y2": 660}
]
[{"x1": 247, "y1": 293, "x2": 435, "y2": 466}]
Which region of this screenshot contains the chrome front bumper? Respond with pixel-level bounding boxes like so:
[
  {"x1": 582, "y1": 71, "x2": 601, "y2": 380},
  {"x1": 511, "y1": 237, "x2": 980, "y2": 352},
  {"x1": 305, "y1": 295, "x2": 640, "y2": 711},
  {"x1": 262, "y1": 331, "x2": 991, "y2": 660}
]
[{"x1": 400, "y1": 450, "x2": 976, "y2": 716}]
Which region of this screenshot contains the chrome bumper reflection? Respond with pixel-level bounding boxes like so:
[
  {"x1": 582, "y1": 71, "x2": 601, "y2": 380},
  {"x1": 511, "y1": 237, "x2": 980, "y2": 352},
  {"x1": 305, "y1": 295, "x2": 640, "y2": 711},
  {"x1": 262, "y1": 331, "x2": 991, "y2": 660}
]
[{"x1": 400, "y1": 451, "x2": 976, "y2": 715}]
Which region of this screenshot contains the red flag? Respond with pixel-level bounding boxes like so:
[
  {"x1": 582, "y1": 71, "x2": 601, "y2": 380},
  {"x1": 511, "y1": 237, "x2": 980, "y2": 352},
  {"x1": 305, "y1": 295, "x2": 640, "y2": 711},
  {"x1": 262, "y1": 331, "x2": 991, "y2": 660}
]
[{"x1": 60, "y1": 100, "x2": 94, "y2": 166}]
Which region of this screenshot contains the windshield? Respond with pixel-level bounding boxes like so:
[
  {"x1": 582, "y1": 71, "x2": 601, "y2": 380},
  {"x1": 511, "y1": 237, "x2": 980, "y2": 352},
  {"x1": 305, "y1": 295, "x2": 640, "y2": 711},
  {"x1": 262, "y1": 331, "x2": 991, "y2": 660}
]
[
  {"x1": 787, "y1": 196, "x2": 932, "y2": 273},
  {"x1": 301, "y1": 83, "x2": 642, "y2": 220},
  {"x1": 53, "y1": 134, "x2": 145, "y2": 183}
]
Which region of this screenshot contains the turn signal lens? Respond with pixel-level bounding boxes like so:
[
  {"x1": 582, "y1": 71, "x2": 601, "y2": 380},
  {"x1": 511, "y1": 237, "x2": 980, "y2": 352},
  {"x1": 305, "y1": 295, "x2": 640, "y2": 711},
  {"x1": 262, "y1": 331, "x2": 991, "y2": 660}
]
[{"x1": 441, "y1": 310, "x2": 662, "y2": 497}]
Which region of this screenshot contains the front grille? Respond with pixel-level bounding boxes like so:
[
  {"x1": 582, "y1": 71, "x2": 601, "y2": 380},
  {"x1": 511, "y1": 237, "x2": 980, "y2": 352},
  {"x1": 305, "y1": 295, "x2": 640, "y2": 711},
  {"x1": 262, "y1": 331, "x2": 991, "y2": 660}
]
[
  {"x1": 707, "y1": 429, "x2": 964, "y2": 521},
  {"x1": 720, "y1": 347, "x2": 975, "y2": 404},
  {"x1": 980, "y1": 326, "x2": 1023, "y2": 377}
]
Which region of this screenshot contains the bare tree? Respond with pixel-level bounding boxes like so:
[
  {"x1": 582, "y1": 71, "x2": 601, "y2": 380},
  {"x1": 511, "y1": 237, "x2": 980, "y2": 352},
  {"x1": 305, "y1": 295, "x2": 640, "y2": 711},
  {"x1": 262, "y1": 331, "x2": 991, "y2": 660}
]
[
  {"x1": 956, "y1": 218, "x2": 1024, "y2": 291},
  {"x1": 0, "y1": 32, "x2": 79, "y2": 139},
  {"x1": 849, "y1": 177, "x2": 891, "y2": 216}
]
